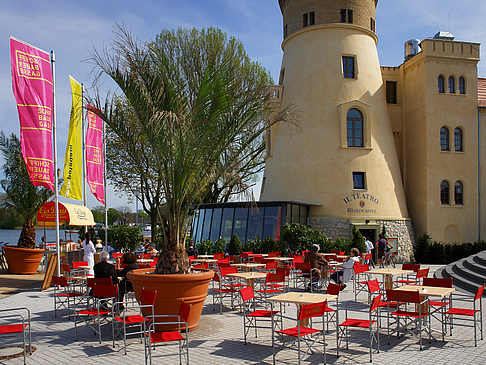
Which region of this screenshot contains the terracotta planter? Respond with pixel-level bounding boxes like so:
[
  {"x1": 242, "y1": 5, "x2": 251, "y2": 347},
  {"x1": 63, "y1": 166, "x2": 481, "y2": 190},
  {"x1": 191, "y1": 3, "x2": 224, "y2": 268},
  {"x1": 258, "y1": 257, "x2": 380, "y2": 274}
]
[
  {"x1": 2, "y1": 245, "x2": 44, "y2": 274},
  {"x1": 128, "y1": 268, "x2": 213, "y2": 332}
]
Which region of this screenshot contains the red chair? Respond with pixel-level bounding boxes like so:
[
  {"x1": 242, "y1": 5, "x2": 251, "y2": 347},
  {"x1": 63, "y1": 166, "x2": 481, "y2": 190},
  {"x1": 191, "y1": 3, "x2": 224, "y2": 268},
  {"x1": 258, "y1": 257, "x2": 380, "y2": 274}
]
[
  {"x1": 446, "y1": 284, "x2": 485, "y2": 346},
  {"x1": 413, "y1": 268, "x2": 430, "y2": 285},
  {"x1": 256, "y1": 272, "x2": 287, "y2": 301},
  {"x1": 0, "y1": 307, "x2": 31, "y2": 364},
  {"x1": 422, "y1": 277, "x2": 453, "y2": 338},
  {"x1": 74, "y1": 284, "x2": 118, "y2": 344},
  {"x1": 352, "y1": 264, "x2": 369, "y2": 301},
  {"x1": 193, "y1": 262, "x2": 209, "y2": 270},
  {"x1": 114, "y1": 288, "x2": 157, "y2": 354},
  {"x1": 52, "y1": 275, "x2": 85, "y2": 318},
  {"x1": 145, "y1": 301, "x2": 191, "y2": 365},
  {"x1": 140, "y1": 253, "x2": 151, "y2": 259},
  {"x1": 386, "y1": 289, "x2": 431, "y2": 349},
  {"x1": 240, "y1": 251, "x2": 253, "y2": 262},
  {"x1": 253, "y1": 254, "x2": 264, "y2": 263},
  {"x1": 212, "y1": 273, "x2": 238, "y2": 314},
  {"x1": 301, "y1": 250, "x2": 310, "y2": 256},
  {"x1": 150, "y1": 259, "x2": 157, "y2": 268},
  {"x1": 396, "y1": 263, "x2": 420, "y2": 285},
  {"x1": 273, "y1": 301, "x2": 328, "y2": 364},
  {"x1": 239, "y1": 286, "x2": 280, "y2": 344},
  {"x1": 113, "y1": 253, "x2": 123, "y2": 259},
  {"x1": 268, "y1": 251, "x2": 281, "y2": 258},
  {"x1": 72, "y1": 260, "x2": 88, "y2": 268},
  {"x1": 338, "y1": 294, "x2": 382, "y2": 362},
  {"x1": 213, "y1": 252, "x2": 225, "y2": 260},
  {"x1": 265, "y1": 261, "x2": 278, "y2": 272},
  {"x1": 294, "y1": 262, "x2": 312, "y2": 289},
  {"x1": 322, "y1": 283, "x2": 341, "y2": 335}
]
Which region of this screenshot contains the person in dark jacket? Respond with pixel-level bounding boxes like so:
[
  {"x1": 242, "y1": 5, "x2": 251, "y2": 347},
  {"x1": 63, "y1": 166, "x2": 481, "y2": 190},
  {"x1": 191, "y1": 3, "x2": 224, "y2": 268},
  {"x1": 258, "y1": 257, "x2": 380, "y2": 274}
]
[
  {"x1": 93, "y1": 251, "x2": 118, "y2": 286},
  {"x1": 304, "y1": 244, "x2": 329, "y2": 291},
  {"x1": 117, "y1": 252, "x2": 139, "y2": 302}
]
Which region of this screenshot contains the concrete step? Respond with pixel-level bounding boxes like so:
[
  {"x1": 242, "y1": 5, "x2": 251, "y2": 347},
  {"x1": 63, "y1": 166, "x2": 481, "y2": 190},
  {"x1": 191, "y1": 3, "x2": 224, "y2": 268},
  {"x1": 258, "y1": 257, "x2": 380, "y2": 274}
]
[
  {"x1": 464, "y1": 257, "x2": 486, "y2": 276},
  {"x1": 451, "y1": 261, "x2": 486, "y2": 286}
]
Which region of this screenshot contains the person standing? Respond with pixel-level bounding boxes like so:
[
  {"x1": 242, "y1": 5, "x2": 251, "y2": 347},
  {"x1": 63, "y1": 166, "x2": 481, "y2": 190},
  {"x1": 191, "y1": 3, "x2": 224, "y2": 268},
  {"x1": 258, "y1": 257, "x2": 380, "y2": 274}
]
[
  {"x1": 364, "y1": 236, "x2": 374, "y2": 266},
  {"x1": 82, "y1": 232, "x2": 96, "y2": 276},
  {"x1": 377, "y1": 234, "x2": 388, "y2": 267}
]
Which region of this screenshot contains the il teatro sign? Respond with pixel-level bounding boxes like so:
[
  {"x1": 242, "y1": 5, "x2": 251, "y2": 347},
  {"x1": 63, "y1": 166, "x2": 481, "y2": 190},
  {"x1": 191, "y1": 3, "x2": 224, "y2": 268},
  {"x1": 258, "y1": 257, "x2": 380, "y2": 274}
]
[{"x1": 342, "y1": 192, "x2": 380, "y2": 214}]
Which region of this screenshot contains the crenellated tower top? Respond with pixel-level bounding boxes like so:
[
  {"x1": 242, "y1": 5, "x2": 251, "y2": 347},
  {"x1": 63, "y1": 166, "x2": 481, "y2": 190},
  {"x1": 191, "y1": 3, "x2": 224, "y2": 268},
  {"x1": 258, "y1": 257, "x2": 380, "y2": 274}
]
[{"x1": 278, "y1": 0, "x2": 378, "y2": 40}]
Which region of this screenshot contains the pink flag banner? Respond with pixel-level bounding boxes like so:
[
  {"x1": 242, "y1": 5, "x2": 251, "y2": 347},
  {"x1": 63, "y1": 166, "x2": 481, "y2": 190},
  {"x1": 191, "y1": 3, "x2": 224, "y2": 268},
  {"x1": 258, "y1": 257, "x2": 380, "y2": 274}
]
[
  {"x1": 10, "y1": 37, "x2": 54, "y2": 190},
  {"x1": 86, "y1": 105, "x2": 105, "y2": 204}
]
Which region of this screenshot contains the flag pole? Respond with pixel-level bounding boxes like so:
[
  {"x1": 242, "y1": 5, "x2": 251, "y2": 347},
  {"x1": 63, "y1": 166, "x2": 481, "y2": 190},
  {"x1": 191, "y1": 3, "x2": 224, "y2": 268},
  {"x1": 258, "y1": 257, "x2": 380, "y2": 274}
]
[
  {"x1": 51, "y1": 50, "x2": 61, "y2": 276},
  {"x1": 103, "y1": 115, "x2": 108, "y2": 250},
  {"x1": 81, "y1": 83, "x2": 88, "y2": 235}
]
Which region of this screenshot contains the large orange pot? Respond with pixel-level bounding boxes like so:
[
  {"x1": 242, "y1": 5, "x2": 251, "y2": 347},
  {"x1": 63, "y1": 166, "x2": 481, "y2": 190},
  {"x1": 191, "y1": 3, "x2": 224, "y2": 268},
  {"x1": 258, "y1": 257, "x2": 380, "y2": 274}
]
[
  {"x1": 127, "y1": 268, "x2": 213, "y2": 332},
  {"x1": 2, "y1": 245, "x2": 44, "y2": 274}
]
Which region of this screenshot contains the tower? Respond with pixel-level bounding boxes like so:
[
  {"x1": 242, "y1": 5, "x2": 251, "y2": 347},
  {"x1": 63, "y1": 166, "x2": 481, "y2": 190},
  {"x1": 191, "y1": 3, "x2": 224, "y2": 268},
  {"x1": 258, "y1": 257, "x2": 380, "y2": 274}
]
[{"x1": 262, "y1": 0, "x2": 413, "y2": 251}]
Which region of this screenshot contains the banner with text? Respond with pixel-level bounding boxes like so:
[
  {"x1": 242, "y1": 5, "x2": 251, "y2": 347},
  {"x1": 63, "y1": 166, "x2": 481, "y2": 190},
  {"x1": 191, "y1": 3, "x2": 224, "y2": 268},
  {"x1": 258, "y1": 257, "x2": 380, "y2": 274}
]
[
  {"x1": 60, "y1": 76, "x2": 83, "y2": 200},
  {"x1": 10, "y1": 37, "x2": 54, "y2": 190},
  {"x1": 86, "y1": 105, "x2": 104, "y2": 204}
]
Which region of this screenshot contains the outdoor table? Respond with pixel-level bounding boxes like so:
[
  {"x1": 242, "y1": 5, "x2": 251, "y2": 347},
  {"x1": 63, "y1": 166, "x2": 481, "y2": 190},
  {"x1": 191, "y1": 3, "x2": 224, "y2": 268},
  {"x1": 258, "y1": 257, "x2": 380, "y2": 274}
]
[
  {"x1": 267, "y1": 292, "x2": 338, "y2": 326},
  {"x1": 271, "y1": 257, "x2": 293, "y2": 267},
  {"x1": 137, "y1": 258, "x2": 153, "y2": 264},
  {"x1": 198, "y1": 254, "x2": 213, "y2": 258},
  {"x1": 231, "y1": 263, "x2": 266, "y2": 272},
  {"x1": 226, "y1": 272, "x2": 266, "y2": 289},
  {"x1": 76, "y1": 265, "x2": 92, "y2": 270},
  {"x1": 364, "y1": 268, "x2": 414, "y2": 290}
]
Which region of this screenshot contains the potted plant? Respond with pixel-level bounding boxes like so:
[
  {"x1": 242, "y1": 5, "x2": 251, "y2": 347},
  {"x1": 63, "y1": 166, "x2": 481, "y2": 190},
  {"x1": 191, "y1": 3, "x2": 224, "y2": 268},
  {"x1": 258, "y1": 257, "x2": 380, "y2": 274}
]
[
  {"x1": 0, "y1": 133, "x2": 52, "y2": 274},
  {"x1": 91, "y1": 26, "x2": 289, "y2": 330}
]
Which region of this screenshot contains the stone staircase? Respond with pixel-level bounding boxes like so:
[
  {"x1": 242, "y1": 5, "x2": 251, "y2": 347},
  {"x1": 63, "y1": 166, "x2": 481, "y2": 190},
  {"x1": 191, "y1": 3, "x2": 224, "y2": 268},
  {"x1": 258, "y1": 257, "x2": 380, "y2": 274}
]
[{"x1": 434, "y1": 250, "x2": 486, "y2": 295}]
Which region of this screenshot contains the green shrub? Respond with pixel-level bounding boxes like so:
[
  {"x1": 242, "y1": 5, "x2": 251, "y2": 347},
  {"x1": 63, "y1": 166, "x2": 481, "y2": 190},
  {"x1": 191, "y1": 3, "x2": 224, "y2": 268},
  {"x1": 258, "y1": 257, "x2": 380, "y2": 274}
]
[
  {"x1": 280, "y1": 223, "x2": 327, "y2": 254},
  {"x1": 227, "y1": 234, "x2": 243, "y2": 255},
  {"x1": 350, "y1": 226, "x2": 367, "y2": 255},
  {"x1": 327, "y1": 237, "x2": 350, "y2": 253},
  {"x1": 261, "y1": 236, "x2": 279, "y2": 253},
  {"x1": 212, "y1": 238, "x2": 226, "y2": 254},
  {"x1": 108, "y1": 224, "x2": 143, "y2": 252},
  {"x1": 245, "y1": 237, "x2": 261, "y2": 253},
  {"x1": 197, "y1": 239, "x2": 213, "y2": 255}
]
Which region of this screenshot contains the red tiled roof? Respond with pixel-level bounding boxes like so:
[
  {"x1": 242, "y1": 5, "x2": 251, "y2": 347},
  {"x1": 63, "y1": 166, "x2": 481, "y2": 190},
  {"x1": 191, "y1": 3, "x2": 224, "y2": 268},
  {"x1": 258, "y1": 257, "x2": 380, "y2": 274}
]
[{"x1": 478, "y1": 78, "x2": 486, "y2": 107}]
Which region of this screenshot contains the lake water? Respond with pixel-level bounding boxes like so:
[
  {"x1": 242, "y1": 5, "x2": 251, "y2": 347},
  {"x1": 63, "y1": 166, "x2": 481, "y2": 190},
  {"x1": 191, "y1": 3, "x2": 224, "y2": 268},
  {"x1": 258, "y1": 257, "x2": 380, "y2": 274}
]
[{"x1": 0, "y1": 229, "x2": 80, "y2": 247}]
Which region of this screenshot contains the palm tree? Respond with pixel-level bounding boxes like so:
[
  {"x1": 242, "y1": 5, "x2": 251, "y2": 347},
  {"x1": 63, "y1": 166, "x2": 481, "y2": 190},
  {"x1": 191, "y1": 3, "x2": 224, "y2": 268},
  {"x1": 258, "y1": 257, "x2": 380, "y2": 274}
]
[
  {"x1": 0, "y1": 132, "x2": 53, "y2": 248},
  {"x1": 90, "y1": 26, "x2": 290, "y2": 274}
]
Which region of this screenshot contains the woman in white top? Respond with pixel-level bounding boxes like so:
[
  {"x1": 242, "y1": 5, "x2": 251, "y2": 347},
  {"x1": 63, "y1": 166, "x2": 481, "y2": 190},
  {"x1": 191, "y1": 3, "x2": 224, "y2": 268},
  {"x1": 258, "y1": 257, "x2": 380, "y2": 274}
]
[
  {"x1": 330, "y1": 248, "x2": 360, "y2": 290},
  {"x1": 82, "y1": 232, "x2": 96, "y2": 276}
]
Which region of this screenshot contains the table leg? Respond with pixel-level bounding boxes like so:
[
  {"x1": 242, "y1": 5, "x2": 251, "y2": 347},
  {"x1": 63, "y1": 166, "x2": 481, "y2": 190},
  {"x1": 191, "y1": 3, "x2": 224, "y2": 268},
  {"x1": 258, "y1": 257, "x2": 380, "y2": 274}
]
[{"x1": 384, "y1": 275, "x2": 393, "y2": 290}]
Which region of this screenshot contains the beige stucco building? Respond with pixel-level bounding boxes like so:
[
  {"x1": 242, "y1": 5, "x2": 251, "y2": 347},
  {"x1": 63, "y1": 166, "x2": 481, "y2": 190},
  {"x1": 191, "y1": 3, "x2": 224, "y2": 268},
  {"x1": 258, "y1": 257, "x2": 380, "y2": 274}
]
[{"x1": 261, "y1": 0, "x2": 484, "y2": 257}]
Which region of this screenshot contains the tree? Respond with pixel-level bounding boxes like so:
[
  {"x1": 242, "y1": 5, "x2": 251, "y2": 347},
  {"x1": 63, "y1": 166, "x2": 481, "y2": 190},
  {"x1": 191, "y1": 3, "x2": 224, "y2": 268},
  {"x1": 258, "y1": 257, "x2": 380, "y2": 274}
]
[
  {"x1": 91, "y1": 206, "x2": 104, "y2": 223},
  {"x1": 0, "y1": 132, "x2": 53, "y2": 248},
  {"x1": 89, "y1": 26, "x2": 289, "y2": 274}
]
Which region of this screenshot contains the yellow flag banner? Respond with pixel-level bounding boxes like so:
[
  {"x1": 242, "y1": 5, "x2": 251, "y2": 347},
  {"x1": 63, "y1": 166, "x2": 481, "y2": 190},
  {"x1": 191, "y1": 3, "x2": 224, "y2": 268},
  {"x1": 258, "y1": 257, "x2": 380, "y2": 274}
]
[{"x1": 60, "y1": 76, "x2": 83, "y2": 200}]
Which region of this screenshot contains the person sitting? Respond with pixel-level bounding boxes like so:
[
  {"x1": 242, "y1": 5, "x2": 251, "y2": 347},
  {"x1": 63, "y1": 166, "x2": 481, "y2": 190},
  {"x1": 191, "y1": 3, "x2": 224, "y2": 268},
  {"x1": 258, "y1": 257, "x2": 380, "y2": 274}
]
[
  {"x1": 117, "y1": 252, "x2": 139, "y2": 303},
  {"x1": 330, "y1": 248, "x2": 360, "y2": 291},
  {"x1": 304, "y1": 244, "x2": 328, "y2": 291},
  {"x1": 186, "y1": 244, "x2": 198, "y2": 258}
]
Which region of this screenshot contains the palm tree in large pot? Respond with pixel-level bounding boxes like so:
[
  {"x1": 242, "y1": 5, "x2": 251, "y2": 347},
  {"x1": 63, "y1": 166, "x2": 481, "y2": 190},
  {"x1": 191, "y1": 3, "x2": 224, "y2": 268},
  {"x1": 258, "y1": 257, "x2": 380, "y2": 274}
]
[
  {"x1": 0, "y1": 132, "x2": 53, "y2": 274},
  {"x1": 90, "y1": 26, "x2": 290, "y2": 330}
]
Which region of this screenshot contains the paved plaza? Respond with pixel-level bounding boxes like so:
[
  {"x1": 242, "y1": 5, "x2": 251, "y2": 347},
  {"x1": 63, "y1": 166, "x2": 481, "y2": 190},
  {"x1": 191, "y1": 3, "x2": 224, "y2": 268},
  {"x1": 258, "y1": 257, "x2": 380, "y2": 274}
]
[{"x1": 1, "y1": 265, "x2": 486, "y2": 364}]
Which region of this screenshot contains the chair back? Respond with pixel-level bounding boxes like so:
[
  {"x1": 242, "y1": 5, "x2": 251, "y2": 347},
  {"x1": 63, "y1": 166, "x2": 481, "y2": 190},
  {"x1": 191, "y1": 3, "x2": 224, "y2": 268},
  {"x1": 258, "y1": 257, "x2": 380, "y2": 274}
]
[
  {"x1": 298, "y1": 301, "x2": 327, "y2": 321},
  {"x1": 253, "y1": 255, "x2": 264, "y2": 263},
  {"x1": 212, "y1": 273, "x2": 221, "y2": 283},
  {"x1": 265, "y1": 272, "x2": 286, "y2": 284},
  {"x1": 92, "y1": 284, "x2": 118, "y2": 298},
  {"x1": 266, "y1": 261, "x2": 278, "y2": 270},
  {"x1": 326, "y1": 282, "x2": 341, "y2": 296},
  {"x1": 220, "y1": 267, "x2": 238, "y2": 276},
  {"x1": 52, "y1": 275, "x2": 69, "y2": 287},
  {"x1": 416, "y1": 268, "x2": 429, "y2": 279},
  {"x1": 140, "y1": 253, "x2": 151, "y2": 259},
  {"x1": 364, "y1": 253, "x2": 372, "y2": 261},
  {"x1": 402, "y1": 263, "x2": 420, "y2": 272},
  {"x1": 217, "y1": 262, "x2": 231, "y2": 269},
  {"x1": 140, "y1": 288, "x2": 157, "y2": 306},
  {"x1": 302, "y1": 250, "x2": 310, "y2": 256},
  {"x1": 353, "y1": 264, "x2": 369, "y2": 274},
  {"x1": 294, "y1": 262, "x2": 311, "y2": 271},
  {"x1": 366, "y1": 279, "x2": 381, "y2": 294},
  {"x1": 474, "y1": 285, "x2": 485, "y2": 301},
  {"x1": 386, "y1": 289, "x2": 421, "y2": 304},
  {"x1": 178, "y1": 301, "x2": 191, "y2": 322},
  {"x1": 276, "y1": 267, "x2": 291, "y2": 277},
  {"x1": 217, "y1": 258, "x2": 229, "y2": 264},
  {"x1": 330, "y1": 250, "x2": 341, "y2": 255},
  {"x1": 423, "y1": 277, "x2": 452, "y2": 288},
  {"x1": 293, "y1": 255, "x2": 304, "y2": 263},
  {"x1": 240, "y1": 252, "x2": 252, "y2": 259},
  {"x1": 239, "y1": 286, "x2": 255, "y2": 303},
  {"x1": 88, "y1": 277, "x2": 113, "y2": 287},
  {"x1": 193, "y1": 262, "x2": 209, "y2": 270},
  {"x1": 150, "y1": 260, "x2": 157, "y2": 268},
  {"x1": 370, "y1": 294, "x2": 383, "y2": 312},
  {"x1": 113, "y1": 253, "x2": 123, "y2": 258},
  {"x1": 227, "y1": 255, "x2": 235, "y2": 263},
  {"x1": 213, "y1": 253, "x2": 225, "y2": 260},
  {"x1": 72, "y1": 261, "x2": 88, "y2": 269},
  {"x1": 61, "y1": 263, "x2": 71, "y2": 274},
  {"x1": 268, "y1": 251, "x2": 281, "y2": 258}
]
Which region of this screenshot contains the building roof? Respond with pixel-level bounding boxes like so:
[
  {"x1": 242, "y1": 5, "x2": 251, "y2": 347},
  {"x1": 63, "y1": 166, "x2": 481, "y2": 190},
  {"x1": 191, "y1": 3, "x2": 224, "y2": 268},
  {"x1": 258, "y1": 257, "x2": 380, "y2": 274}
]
[{"x1": 479, "y1": 78, "x2": 486, "y2": 108}]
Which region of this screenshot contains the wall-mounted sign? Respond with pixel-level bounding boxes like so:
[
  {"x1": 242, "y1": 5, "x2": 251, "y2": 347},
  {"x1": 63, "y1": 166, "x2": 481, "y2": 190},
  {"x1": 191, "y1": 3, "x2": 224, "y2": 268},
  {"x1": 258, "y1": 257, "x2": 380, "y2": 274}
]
[{"x1": 343, "y1": 192, "x2": 379, "y2": 214}]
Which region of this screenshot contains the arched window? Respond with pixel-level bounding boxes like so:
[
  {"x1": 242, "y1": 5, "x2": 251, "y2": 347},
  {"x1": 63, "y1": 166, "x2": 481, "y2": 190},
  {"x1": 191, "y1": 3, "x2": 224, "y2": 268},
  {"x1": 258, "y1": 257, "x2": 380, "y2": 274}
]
[
  {"x1": 441, "y1": 181, "x2": 450, "y2": 205},
  {"x1": 438, "y1": 75, "x2": 445, "y2": 93},
  {"x1": 440, "y1": 127, "x2": 449, "y2": 151},
  {"x1": 454, "y1": 128, "x2": 463, "y2": 152},
  {"x1": 454, "y1": 181, "x2": 464, "y2": 205},
  {"x1": 448, "y1": 76, "x2": 456, "y2": 93},
  {"x1": 459, "y1": 77, "x2": 466, "y2": 94},
  {"x1": 347, "y1": 108, "x2": 363, "y2": 147}
]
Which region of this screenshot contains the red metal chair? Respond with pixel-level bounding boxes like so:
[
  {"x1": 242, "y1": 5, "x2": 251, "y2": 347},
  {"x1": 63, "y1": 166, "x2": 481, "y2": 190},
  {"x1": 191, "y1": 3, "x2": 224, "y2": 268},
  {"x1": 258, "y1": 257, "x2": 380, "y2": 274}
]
[
  {"x1": 212, "y1": 273, "x2": 238, "y2": 314},
  {"x1": 268, "y1": 251, "x2": 281, "y2": 258},
  {"x1": 0, "y1": 307, "x2": 31, "y2": 364},
  {"x1": 338, "y1": 294, "x2": 382, "y2": 362},
  {"x1": 193, "y1": 262, "x2": 209, "y2": 270},
  {"x1": 240, "y1": 251, "x2": 253, "y2": 262},
  {"x1": 113, "y1": 253, "x2": 123, "y2": 259},
  {"x1": 386, "y1": 289, "x2": 431, "y2": 349},
  {"x1": 396, "y1": 263, "x2": 420, "y2": 285},
  {"x1": 294, "y1": 262, "x2": 312, "y2": 289},
  {"x1": 144, "y1": 301, "x2": 191, "y2": 365},
  {"x1": 52, "y1": 275, "x2": 85, "y2": 318},
  {"x1": 256, "y1": 272, "x2": 287, "y2": 301},
  {"x1": 413, "y1": 268, "x2": 430, "y2": 285},
  {"x1": 72, "y1": 260, "x2": 89, "y2": 276},
  {"x1": 239, "y1": 286, "x2": 280, "y2": 344},
  {"x1": 213, "y1": 252, "x2": 225, "y2": 260},
  {"x1": 446, "y1": 284, "x2": 485, "y2": 346},
  {"x1": 265, "y1": 261, "x2": 278, "y2": 272},
  {"x1": 74, "y1": 284, "x2": 118, "y2": 344},
  {"x1": 253, "y1": 254, "x2": 264, "y2": 263},
  {"x1": 273, "y1": 301, "x2": 328, "y2": 364},
  {"x1": 114, "y1": 288, "x2": 157, "y2": 354},
  {"x1": 352, "y1": 264, "x2": 369, "y2": 301},
  {"x1": 422, "y1": 277, "x2": 453, "y2": 338},
  {"x1": 140, "y1": 253, "x2": 151, "y2": 259}
]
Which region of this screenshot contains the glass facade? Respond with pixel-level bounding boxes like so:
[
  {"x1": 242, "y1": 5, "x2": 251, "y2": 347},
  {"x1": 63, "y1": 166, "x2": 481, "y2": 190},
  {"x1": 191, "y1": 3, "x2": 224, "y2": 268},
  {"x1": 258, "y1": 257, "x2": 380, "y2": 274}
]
[{"x1": 191, "y1": 201, "x2": 312, "y2": 244}]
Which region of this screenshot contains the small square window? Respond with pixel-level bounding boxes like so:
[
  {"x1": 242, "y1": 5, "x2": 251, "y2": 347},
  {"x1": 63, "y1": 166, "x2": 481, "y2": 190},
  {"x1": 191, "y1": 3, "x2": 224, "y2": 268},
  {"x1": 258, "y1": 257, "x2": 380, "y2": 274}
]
[
  {"x1": 353, "y1": 172, "x2": 366, "y2": 190},
  {"x1": 343, "y1": 56, "x2": 355, "y2": 79}
]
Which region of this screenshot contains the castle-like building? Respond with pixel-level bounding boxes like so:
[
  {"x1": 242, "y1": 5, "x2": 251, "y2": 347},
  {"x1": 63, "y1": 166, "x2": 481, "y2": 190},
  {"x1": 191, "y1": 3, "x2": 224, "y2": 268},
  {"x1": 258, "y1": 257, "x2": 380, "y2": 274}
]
[{"x1": 260, "y1": 0, "x2": 485, "y2": 257}]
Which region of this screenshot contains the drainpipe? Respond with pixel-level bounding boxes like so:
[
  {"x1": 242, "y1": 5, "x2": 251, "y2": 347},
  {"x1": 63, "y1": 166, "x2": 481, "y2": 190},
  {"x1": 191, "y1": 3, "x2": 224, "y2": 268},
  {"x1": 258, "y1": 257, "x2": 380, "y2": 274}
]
[{"x1": 479, "y1": 107, "x2": 482, "y2": 242}]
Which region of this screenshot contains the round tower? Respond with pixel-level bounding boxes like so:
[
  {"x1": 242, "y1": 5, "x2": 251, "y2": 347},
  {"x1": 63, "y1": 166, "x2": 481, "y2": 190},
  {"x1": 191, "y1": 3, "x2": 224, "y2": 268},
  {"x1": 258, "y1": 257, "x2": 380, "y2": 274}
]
[{"x1": 262, "y1": 0, "x2": 412, "y2": 249}]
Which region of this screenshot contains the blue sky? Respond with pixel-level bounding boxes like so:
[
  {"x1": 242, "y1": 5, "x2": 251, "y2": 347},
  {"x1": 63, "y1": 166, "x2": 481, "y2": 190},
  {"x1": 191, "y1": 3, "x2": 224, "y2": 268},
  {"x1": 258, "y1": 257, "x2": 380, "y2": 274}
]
[{"x1": 1, "y1": 0, "x2": 485, "y2": 211}]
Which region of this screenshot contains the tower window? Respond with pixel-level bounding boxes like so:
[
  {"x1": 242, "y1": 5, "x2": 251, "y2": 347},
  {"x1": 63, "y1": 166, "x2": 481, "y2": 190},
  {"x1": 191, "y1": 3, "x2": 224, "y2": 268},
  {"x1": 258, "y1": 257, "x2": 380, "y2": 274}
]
[
  {"x1": 454, "y1": 181, "x2": 464, "y2": 205},
  {"x1": 438, "y1": 75, "x2": 445, "y2": 93},
  {"x1": 454, "y1": 128, "x2": 463, "y2": 152},
  {"x1": 448, "y1": 76, "x2": 456, "y2": 93},
  {"x1": 340, "y1": 9, "x2": 353, "y2": 23},
  {"x1": 347, "y1": 108, "x2": 363, "y2": 147},
  {"x1": 303, "y1": 12, "x2": 315, "y2": 27},
  {"x1": 440, "y1": 127, "x2": 449, "y2": 151},
  {"x1": 342, "y1": 56, "x2": 355, "y2": 79},
  {"x1": 353, "y1": 172, "x2": 366, "y2": 190},
  {"x1": 341, "y1": 9, "x2": 346, "y2": 23},
  {"x1": 386, "y1": 81, "x2": 397, "y2": 104},
  {"x1": 441, "y1": 181, "x2": 450, "y2": 205},
  {"x1": 459, "y1": 77, "x2": 466, "y2": 94},
  {"x1": 348, "y1": 9, "x2": 353, "y2": 23},
  {"x1": 370, "y1": 18, "x2": 375, "y2": 32}
]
